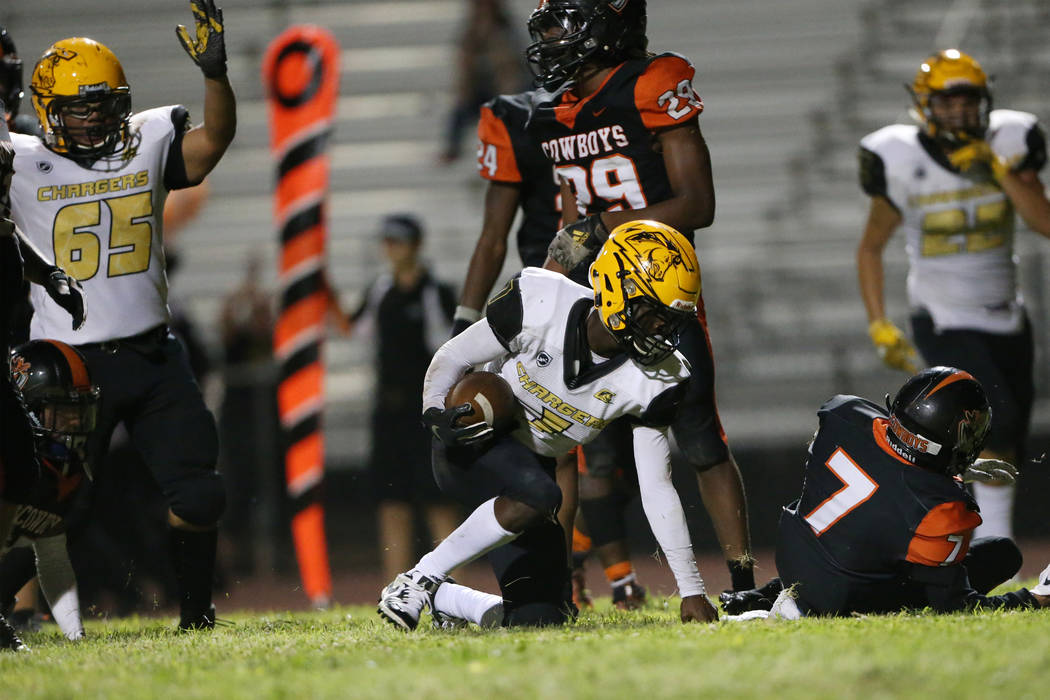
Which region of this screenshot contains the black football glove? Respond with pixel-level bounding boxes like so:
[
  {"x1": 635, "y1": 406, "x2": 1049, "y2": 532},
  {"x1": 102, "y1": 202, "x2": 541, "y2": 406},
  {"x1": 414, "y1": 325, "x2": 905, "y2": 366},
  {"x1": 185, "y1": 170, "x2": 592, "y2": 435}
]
[
  {"x1": 546, "y1": 213, "x2": 609, "y2": 274},
  {"x1": 43, "y1": 266, "x2": 87, "y2": 331},
  {"x1": 422, "y1": 405, "x2": 494, "y2": 447},
  {"x1": 176, "y1": 0, "x2": 227, "y2": 79}
]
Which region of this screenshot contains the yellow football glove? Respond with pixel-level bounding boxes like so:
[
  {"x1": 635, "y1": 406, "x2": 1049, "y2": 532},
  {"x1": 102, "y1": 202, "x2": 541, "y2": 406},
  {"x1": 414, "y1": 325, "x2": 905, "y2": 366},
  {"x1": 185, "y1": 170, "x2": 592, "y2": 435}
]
[
  {"x1": 868, "y1": 318, "x2": 918, "y2": 373},
  {"x1": 948, "y1": 140, "x2": 1010, "y2": 182},
  {"x1": 176, "y1": 0, "x2": 227, "y2": 79}
]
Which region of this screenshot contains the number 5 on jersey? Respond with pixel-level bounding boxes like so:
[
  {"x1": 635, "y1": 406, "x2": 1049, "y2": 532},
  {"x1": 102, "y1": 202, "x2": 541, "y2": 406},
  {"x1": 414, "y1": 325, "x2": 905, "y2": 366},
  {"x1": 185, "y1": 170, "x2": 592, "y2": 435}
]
[{"x1": 53, "y1": 191, "x2": 154, "y2": 280}]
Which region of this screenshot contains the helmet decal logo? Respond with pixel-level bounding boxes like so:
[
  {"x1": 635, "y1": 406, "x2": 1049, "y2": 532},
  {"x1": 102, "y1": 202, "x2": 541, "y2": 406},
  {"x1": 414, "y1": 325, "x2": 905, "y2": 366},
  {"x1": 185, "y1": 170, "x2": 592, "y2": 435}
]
[
  {"x1": 9, "y1": 353, "x2": 30, "y2": 392},
  {"x1": 640, "y1": 247, "x2": 681, "y2": 282},
  {"x1": 888, "y1": 415, "x2": 942, "y2": 456},
  {"x1": 36, "y1": 47, "x2": 78, "y2": 91}
]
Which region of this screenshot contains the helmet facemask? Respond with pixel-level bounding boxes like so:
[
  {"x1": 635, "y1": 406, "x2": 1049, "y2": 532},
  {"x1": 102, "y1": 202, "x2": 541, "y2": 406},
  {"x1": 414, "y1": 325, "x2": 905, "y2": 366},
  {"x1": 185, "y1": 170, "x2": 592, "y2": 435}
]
[
  {"x1": 44, "y1": 90, "x2": 131, "y2": 160},
  {"x1": 616, "y1": 294, "x2": 691, "y2": 365},
  {"x1": 26, "y1": 385, "x2": 100, "y2": 478}
]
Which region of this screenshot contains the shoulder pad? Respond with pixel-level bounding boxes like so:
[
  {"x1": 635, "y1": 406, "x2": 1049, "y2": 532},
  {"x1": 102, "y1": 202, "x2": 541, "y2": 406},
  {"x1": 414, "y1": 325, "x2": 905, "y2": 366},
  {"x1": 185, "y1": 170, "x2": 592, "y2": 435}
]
[
  {"x1": 859, "y1": 124, "x2": 920, "y2": 155},
  {"x1": 818, "y1": 394, "x2": 887, "y2": 427}
]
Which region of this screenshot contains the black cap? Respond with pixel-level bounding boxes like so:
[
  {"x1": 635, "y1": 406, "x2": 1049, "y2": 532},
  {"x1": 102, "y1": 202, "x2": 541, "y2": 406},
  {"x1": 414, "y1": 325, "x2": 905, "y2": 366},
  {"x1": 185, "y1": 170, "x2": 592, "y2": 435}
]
[{"x1": 379, "y1": 213, "x2": 423, "y2": 243}]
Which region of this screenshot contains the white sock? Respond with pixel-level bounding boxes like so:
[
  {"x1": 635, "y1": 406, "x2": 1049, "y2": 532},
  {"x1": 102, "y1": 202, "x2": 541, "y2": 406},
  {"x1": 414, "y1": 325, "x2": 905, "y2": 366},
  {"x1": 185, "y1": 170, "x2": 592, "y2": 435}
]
[
  {"x1": 433, "y1": 582, "x2": 504, "y2": 627},
  {"x1": 415, "y1": 498, "x2": 518, "y2": 579},
  {"x1": 972, "y1": 482, "x2": 1015, "y2": 540}
]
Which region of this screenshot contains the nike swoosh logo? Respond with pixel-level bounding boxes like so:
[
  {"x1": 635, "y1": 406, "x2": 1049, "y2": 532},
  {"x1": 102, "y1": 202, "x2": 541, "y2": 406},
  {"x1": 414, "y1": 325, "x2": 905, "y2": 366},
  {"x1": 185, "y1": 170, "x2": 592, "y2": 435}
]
[{"x1": 593, "y1": 107, "x2": 607, "y2": 116}]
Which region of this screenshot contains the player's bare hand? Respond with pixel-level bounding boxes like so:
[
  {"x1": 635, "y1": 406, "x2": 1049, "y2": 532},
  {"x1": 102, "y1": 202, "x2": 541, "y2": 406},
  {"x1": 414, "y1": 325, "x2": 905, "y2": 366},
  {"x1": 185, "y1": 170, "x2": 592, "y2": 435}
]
[
  {"x1": 680, "y1": 594, "x2": 718, "y2": 623},
  {"x1": 176, "y1": 0, "x2": 227, "y2": 79}
]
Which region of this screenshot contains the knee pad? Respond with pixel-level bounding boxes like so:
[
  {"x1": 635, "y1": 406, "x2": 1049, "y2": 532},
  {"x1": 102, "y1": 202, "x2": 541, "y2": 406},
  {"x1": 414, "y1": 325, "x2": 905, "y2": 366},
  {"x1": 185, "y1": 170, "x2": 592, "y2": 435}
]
[
  {"x1": 168, "y1": 470, "x2": 227, "y2": 527},
  {"x1": 503, "y1": 601, "x2": 573, "y2": 627},
  {"x1": 579, "y1": 493, "x2": 628, "y2": 547},
  {"x1": 514, "y1": 476, "x2": 562, "y2": 519}
]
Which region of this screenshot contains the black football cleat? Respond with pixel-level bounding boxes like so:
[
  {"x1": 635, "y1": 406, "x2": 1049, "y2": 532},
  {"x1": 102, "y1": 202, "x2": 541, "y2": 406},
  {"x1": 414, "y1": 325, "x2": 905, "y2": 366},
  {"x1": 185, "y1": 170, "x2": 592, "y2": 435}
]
[
  {"x1": 0, "y1": 614, "x2": 29, "y2": 652},
  {"x1": 179, "y1": 605, "x2": 216, "y2": 632}
]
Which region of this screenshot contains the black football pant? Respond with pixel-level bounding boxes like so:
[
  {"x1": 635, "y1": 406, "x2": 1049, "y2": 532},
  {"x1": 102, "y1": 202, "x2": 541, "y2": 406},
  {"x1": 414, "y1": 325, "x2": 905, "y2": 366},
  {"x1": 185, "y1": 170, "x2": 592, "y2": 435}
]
[
  {"x1": 433, "y1": 436, "x2": 574, "y2": 626},
  {"x1": 79, "y1": 329, "x2": 223, "y2": 527},
  {"x1": 911, "y1": 311, "x2": 1033, "y2": 461}
]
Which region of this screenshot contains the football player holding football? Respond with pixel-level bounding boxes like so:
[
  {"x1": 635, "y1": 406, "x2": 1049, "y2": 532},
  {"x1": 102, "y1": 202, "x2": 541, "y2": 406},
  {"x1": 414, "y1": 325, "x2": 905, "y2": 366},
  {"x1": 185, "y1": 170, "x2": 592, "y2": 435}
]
[
  {"x1": 377, "y1": 221, "x2": 720, "y2": 630},
  {"x1": 532, "y1": 0, "x2": 754, "y2": 596},
  {"x1": 719, "y1": 367, "x2": 1050, "y2": 617},
  {"x1": 0, "y1": 340, "x2": 100, "y2": 642},
  {"x1": 456, "y1": 0, "x2": 754, "y2": 606},
  {"x1": 6, "y1": 0, "x2": 236, "y2": 630},
  {"x1": 856, "y1": 50, "x2": 1050, "y2": 541}
]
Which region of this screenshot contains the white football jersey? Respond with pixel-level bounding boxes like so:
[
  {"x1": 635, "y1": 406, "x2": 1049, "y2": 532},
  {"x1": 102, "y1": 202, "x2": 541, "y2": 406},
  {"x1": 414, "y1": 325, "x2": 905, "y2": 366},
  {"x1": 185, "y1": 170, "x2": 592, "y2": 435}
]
[
  {"x1": 10, "y1": 106, "x2": 193, "y2": 344},
  {"x1": 483, "y1": 268, "x2": 691, "y2": 458},
  {"x1": 859, "y1": 110, "x2": 1044, "y2": 333}
]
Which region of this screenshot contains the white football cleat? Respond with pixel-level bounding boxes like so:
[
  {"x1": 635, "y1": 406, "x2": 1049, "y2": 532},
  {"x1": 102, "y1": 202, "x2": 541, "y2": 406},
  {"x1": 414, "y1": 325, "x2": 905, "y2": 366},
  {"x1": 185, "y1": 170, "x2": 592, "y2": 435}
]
[
  {"x1": 377, "y1": 571, "x2": 443, "y2": 631},
  {"x1": 1032, "y1": 564, "x2": 1050, "y2": 596},
  {"x1": 769, "y1": 589, "x2": 803, "y2": 621}
]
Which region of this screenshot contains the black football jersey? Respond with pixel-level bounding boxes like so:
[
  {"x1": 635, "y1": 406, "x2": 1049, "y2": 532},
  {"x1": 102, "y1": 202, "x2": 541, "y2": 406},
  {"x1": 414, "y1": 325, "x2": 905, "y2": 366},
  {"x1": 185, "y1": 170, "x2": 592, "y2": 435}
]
[
  {"x1": 526, "y1": 53, "x2": 704, "y2": 243},
  {"x1": 477, "y1": 91, "x2": 561, "y2": 269},
  {"x1": 4, "y1": 456, "x2": 84, "y2": 549},
  {"x1": 786, "y1": 395, "x2": 980, "y2": 578}
]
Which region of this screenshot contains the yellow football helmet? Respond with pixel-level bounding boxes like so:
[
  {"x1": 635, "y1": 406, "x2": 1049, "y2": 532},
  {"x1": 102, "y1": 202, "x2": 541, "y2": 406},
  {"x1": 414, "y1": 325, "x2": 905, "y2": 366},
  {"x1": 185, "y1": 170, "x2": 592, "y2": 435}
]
[
  {"x1": 30, "y1": 37, "x2": 131, "y2": 158},
  {"x1": 589, "y1": 220, "x2": 700, "y2": 365},
  {"x1": 908, "y1": 49, "x2": 991, "y2": 146}
]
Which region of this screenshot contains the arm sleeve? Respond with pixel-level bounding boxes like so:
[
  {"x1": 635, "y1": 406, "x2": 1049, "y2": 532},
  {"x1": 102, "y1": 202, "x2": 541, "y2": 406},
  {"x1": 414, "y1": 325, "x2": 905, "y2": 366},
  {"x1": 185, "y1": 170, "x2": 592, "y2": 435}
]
[
  {"x1": 632, "y1": 424, "x2": 706, "y2": 597},
  {"x1": 163, "y1": 106, "x2": 195, "y2": 190},
  {"x1": 634, "y1": 55, "x2": 704, "y2": 131},
  {"x1": 477, "y1": 104, "x2": 522, "y2": 183},
  {"x1": 32, "y1": 533, "x2": 85, "y2": 641},
  {"x1": 421, "y1": 319, "x2": 507, "y2": 411}
]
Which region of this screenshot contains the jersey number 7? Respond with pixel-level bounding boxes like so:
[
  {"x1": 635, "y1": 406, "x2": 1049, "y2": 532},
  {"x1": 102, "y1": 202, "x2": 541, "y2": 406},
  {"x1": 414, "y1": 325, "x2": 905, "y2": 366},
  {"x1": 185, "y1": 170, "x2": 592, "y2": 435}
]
[{"x1": 804, "y1": 447, "x2": 879, "y2": 535}]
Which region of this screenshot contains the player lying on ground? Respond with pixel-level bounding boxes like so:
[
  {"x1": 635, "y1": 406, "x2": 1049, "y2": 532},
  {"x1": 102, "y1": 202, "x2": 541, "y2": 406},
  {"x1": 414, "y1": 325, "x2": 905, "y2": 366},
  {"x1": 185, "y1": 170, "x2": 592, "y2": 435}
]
[
  {"x1": 719, "y1": 367, "x2": 1050, "y2": 618},
  {"x1": 377, "y1": 221, "x2": 719, "y2": 630}
]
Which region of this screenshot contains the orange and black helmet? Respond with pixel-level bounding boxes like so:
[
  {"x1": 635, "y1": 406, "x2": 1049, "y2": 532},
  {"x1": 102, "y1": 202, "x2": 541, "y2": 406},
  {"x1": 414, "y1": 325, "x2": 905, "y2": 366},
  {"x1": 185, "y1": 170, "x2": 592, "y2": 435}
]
[
  {"x1": 9, "y1": 339, "x2": 100, "y2": 476},
  {"x1": 885, "y1": 366, "x2": 991, "y2": 476}
]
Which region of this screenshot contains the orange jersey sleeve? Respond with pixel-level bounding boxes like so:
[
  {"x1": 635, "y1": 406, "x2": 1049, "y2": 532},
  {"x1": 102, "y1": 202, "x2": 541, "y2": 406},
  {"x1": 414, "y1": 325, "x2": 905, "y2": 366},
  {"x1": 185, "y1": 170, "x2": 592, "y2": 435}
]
[
  {"x1": 906, "y1": 500, "x2": 982, "y2": 567},
  {"x1": 634, "y1": 54, "x2": 704, "y2": 131},
  {"x1": 476, "y1": 105, "x2": 522, "y2": 183}
]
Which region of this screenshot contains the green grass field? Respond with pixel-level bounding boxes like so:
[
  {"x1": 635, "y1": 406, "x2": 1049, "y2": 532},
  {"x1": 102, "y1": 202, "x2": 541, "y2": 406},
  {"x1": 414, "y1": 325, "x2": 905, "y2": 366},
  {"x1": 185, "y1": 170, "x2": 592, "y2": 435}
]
[{"x1": 2, "y1": 592, "x2": 1047, "y2": 700}]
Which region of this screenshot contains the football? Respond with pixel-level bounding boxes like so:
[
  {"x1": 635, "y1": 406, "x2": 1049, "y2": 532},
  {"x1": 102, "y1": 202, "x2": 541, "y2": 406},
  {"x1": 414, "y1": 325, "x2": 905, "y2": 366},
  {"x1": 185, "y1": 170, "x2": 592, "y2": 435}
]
[{"x1": 445, "y1": 370, "x2": 518, "y2": 432}]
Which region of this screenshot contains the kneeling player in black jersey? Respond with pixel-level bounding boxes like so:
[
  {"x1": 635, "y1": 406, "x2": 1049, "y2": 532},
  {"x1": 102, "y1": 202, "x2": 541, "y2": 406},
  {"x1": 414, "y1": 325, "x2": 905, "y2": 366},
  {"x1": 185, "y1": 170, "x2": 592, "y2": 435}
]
[
  {"x1": 720, "y1": 367, "x2": 1050, "y2": 618},
  {"x1": 0, "y1": 340, "x2": 98, "y2": 642},
  {"x1": 377, "y1": 221, "x2": 720, "y2": 630}
]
